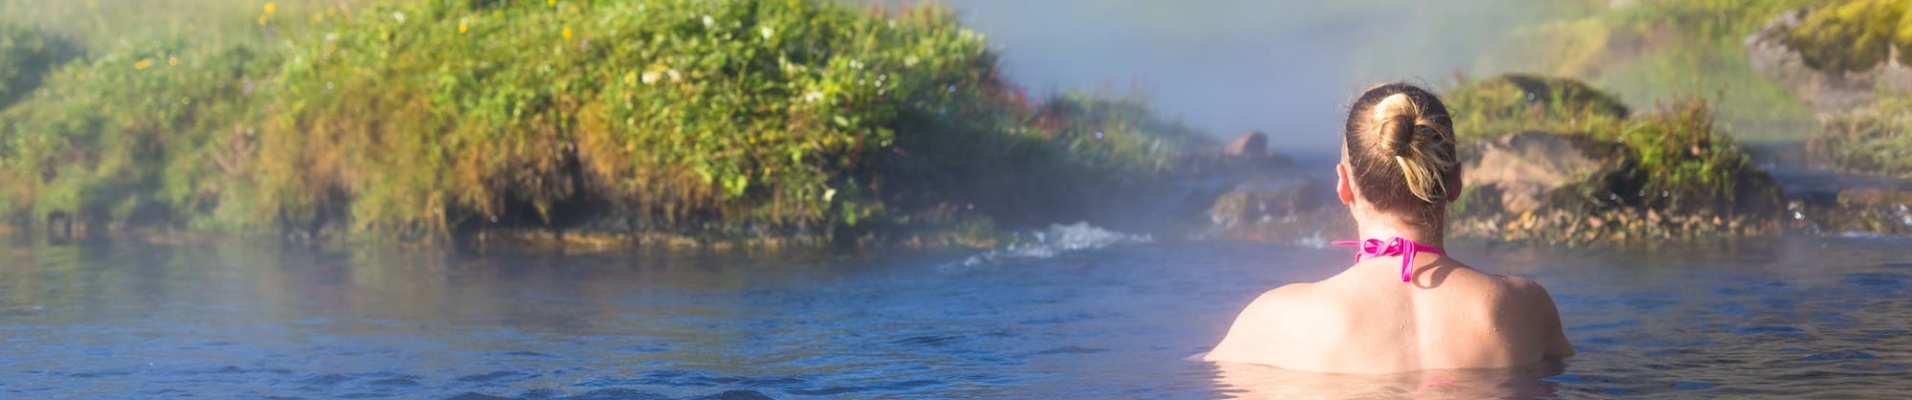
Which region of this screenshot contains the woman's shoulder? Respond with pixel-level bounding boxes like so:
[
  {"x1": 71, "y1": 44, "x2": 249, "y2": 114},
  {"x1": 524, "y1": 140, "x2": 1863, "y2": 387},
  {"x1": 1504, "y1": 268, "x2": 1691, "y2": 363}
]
[{"x1": 1204, "y1": 282, "x2": 1342, "y2": 365}]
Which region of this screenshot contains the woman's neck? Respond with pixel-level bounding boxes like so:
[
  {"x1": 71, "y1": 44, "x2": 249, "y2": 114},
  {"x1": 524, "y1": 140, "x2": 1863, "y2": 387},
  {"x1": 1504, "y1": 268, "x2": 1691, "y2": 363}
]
[{"x1": 1352, "y1": 216, "x2": 1444, "y2": 249}]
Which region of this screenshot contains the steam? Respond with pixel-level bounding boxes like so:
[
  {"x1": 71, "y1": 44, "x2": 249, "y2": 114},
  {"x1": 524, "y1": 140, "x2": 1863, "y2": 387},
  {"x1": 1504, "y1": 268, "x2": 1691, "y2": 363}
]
[{"x1": 905, "y1": 0, "x2": 1550, "y2": 151}]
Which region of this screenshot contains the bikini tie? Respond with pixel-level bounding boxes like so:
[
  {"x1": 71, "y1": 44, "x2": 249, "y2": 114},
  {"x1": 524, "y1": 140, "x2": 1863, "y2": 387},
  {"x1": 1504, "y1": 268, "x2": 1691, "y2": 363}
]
[{"x1": 1332, "y1": 237, "x2": 1445, "y2": 283}]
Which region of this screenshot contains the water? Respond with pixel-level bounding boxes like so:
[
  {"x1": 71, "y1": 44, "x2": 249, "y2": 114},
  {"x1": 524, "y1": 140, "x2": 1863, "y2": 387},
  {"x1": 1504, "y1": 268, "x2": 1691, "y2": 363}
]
[{"x1": 4, "y1": 231, "x2": 1912, "y2": 399}]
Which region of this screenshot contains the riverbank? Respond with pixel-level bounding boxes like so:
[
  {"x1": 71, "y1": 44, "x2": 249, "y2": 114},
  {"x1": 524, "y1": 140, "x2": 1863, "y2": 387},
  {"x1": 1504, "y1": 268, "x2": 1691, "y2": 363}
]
[{"x1": 0, "y1": 0, "x2": 1222, "y2": 249}]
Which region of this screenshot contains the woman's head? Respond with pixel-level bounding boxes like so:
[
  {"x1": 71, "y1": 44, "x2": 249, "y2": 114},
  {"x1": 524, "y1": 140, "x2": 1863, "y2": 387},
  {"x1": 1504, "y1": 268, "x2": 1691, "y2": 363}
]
[{"x1": 1338, "y1": 83, "x2": 1460, "y2": 228}]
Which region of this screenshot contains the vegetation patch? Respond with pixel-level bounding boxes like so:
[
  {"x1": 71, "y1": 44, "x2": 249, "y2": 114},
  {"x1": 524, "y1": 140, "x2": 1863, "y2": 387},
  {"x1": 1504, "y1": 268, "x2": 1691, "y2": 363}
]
[
  {"x1": 1807, "y1": 96, "x2": 1912, "y2": 177},
  {"x1": 0, "y1": 21, "x2": 76, "y2": 109},
  {"x1": 1446, "y1": 74, "x2": 1784, "y2": 244},
  {"x1": 1442, "y1": 73, "x2": 1629, "y2": 142},
  {"x1": 0, "y1": 38, "x2": 277, "y2": 231},
  {"x1": 0, "y1": 0, "x2": 1206, "y2": 246},
  {"x1": 1465, "y1": 0, "x2": 1820, "y2": 142},
  {"x1": 1784, "y1": 0, "x2": 1910, "y2": 72}
]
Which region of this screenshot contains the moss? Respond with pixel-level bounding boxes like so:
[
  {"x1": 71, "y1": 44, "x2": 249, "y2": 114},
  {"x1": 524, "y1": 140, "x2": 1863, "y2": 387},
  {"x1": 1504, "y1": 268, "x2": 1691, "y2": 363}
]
[
  {"x1": 1443, "y1": 73, "x2": 1629, "y2": 142},
  {"x1": 1785, "y1": 0, "x2": 1907, "y2": 73},
  {"x1": 1807, "y1": 96, "x2": 1912, "y2": 177}
]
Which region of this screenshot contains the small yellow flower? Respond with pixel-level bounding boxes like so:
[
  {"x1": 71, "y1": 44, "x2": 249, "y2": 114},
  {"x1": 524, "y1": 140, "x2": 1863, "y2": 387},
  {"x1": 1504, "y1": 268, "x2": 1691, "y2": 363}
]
[
  {"x1": 548, "y1": 0, "x2": 556, "y2": 6},
  {"x1": 562, "y1": 27, "x2": 572, "y2": 39},
  {"x1": 134, "y1": 58, "x2": 153, "y2": 70},
  {"x1": 264, "y1": 3, "x2": 276, "y2": 15},
  {"x1": 459, "y1": 19, "x2": 469, "y2": 34},
  {"x1": 168, "y1": 57, "x2": 179, "y2": 66}
]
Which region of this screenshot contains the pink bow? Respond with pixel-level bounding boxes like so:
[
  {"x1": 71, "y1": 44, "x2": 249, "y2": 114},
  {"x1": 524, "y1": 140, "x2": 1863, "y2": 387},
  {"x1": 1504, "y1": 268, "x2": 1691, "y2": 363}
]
[{"x1": 1332, "y1": 237, "x2": 1445, "y2": 283}]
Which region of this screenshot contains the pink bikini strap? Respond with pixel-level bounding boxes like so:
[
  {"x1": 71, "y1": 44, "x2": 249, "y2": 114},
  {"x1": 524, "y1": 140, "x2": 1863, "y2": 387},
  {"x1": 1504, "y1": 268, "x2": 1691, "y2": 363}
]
[{"x1": 1332, "y1": 237, "x2": 1445, "y2": 283}]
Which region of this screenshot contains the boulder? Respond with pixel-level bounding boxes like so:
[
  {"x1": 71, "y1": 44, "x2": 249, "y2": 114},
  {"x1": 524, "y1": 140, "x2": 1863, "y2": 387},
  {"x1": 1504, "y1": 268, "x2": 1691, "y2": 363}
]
[
  {"x1": 1209, "y1": 176, "x2": 1326, "y2": 228},
  {"x1": 1796, "y1": 186, "x2": 1912, "y2": 235},
  {"x1": 1223, "y1": 131, "x2": 1269, "y2": 158},
  {"x1": 1460, "y1": 131, "x2": 1621, "y2": 214}
]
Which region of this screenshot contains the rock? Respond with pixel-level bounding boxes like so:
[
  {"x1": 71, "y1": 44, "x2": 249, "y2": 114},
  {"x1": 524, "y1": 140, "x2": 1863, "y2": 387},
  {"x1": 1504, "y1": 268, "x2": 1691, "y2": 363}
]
[
  {"x1": 1745, "y1": 6, "x2": 1912, "y2": 115},
  {"x1": 1459, "y1": 131, "x2": 1622, "y2": 214},
  {"x1": 1223, "y1": 131, "x2": 1268, "y2": 158},
  {"x1": 1796, "y1": 186, "x2": 1912, "y2": 235},
  {"x1": 1208, "y1": 176, "x2": 1326, "y2": 228}
]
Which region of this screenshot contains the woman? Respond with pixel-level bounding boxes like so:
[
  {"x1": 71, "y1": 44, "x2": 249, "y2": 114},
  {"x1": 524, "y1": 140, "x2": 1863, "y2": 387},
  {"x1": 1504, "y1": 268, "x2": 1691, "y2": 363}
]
[{"x1": 1204, "y1": 83, "x2": 1574, "y2": 374}]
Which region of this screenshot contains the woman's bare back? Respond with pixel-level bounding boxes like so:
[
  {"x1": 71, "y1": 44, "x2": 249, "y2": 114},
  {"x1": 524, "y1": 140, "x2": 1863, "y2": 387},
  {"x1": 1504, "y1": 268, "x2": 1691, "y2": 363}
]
[{"x1": 1204, "y1": 255, "x2": 1574, "y2": 374}]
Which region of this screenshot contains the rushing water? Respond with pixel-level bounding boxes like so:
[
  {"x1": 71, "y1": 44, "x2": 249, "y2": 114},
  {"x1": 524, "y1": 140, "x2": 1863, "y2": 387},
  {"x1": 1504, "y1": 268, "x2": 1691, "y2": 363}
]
[{"x1": 3, "y1": 229, "x2": 1911, "y2": 399}]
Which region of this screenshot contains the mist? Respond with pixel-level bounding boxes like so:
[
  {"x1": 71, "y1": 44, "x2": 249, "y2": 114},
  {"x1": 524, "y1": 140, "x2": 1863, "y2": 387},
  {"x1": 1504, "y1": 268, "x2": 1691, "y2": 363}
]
[{"x1": 902, "y1": 0, "x2": 1547, "y2": 151}]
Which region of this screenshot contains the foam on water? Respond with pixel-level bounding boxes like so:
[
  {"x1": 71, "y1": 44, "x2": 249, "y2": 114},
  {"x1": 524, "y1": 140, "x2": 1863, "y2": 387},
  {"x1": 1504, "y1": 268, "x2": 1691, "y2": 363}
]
[{"x1": 957, "y1": 222, "x2": 1151, "y2": 267}]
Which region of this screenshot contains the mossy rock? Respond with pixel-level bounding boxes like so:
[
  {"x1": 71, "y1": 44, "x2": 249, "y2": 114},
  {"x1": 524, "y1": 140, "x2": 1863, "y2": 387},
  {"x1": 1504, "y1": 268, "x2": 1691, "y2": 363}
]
[
  {"x1": 1784, "y1": 0, "x2": 1908, "y2": 73},
  {"x1": 1443, "y1": 73, "x2": 1630, "y2": 142},
  {"x1": 1445, "y1": 79, "x2": 1787, "y2": 242}
]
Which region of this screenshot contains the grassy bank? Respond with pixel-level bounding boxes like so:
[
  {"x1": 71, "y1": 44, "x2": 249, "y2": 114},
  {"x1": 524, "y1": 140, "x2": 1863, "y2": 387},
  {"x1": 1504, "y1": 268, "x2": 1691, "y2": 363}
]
[{"x1": 0, "y1": 0, "x2": 1205, "y2": 246}]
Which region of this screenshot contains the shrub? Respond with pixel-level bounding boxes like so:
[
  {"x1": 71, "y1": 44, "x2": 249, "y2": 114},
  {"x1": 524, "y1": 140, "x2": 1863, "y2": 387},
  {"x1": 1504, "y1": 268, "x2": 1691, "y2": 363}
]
[
  {"x1": 1604, "y1": 98, "x2": 1770, "y2": 214},
  {"x1": 0, "y1": 21, "x2": 76, "y2": 109},
  {"x1": 0, "y1": 38, "x2": 278, "y2": 227}
]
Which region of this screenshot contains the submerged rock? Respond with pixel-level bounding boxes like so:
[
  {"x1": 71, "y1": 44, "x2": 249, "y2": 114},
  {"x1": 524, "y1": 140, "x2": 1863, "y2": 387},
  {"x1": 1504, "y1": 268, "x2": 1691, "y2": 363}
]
[{"x1": 1795, "y1": 187, "x2": 1912, "y2": 235}]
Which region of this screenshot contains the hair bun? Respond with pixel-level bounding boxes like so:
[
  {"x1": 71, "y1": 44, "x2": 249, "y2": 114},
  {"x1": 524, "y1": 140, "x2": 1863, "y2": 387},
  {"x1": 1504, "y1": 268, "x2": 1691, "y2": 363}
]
[{"x1": 1369, "y1": 93, "x2": 1420, "y2": 157}]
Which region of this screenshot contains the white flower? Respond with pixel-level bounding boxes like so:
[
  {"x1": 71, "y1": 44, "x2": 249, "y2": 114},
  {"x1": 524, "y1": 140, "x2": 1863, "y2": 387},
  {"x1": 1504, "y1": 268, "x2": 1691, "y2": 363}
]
[
  {"x1": 703, "y1": 15, "x2": 714, "y2": 28},
  {"x1": 393, "y1": 11, "x2": 406, "y2": 24},
  {"x1": 760, "y1": 27, "x2": 773, "y2": 40},
  {"x1": 641, "y1": 71, "x2": 660, "y2": 84},
  {"x1": 804, "y1": 91, "x2": 823, "y2": 103}
]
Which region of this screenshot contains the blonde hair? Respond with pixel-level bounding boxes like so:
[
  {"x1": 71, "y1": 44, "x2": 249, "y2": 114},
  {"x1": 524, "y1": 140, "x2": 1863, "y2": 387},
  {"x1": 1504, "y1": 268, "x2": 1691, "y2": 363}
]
[{"x1": 1343, "y1": 84, "x2": 1459, "y2": 225}]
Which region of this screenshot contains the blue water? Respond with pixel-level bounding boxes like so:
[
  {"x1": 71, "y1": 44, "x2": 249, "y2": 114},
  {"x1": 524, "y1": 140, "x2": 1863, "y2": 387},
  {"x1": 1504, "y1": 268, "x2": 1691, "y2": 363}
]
[{"x1": 3, "y1": 232, "x2": 1911, "y2": 399}]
